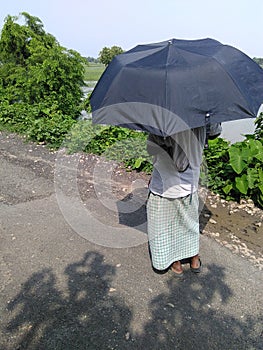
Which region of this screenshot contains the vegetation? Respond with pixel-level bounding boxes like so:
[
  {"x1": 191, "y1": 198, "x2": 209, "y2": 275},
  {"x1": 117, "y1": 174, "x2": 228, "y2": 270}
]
[
  {"x1": 98, "y1": 46, "x2": 124, "y2": 66},
  {"x1": 0, "y1": 12, "x2": 85, "y2": 148},
  {"x1": 64, "y1": 119, "x2": 150, "y2": 170},
  {"x1": 83, "y1": 62, "x2": 105, "y2": 81},
  {"x1": 202, "y1": 118, "x2": 263, "y2": 208},
  {"x1": 85, "y1": 56, "x2": 100, "y2": 64},
  {"x1": 253, "y1": 57, "x2": 263, "y2": 67},
  {"x1": 254, "y1": 111, "x2": 263, "y2": 140}
]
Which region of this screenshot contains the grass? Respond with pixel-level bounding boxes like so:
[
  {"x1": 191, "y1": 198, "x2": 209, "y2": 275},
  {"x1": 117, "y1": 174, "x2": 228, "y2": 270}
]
[{"x1": 83, "y1": 63, "x2": 105, "y2": 81}]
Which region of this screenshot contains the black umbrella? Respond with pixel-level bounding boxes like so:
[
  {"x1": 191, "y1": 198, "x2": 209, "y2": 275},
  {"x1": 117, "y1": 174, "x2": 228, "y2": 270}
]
[{"x1": 90, "y1": 38, "x2": 263, "y2": 136}]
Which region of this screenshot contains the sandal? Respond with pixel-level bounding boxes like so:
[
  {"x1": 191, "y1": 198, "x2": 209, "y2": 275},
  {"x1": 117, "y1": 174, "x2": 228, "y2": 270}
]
[
  {"x1": 190, "y1": 258, "x2": 202, "y2": 273},
  {"x1": 170, "y1": 262, "x2": 184, "y2": 277}
]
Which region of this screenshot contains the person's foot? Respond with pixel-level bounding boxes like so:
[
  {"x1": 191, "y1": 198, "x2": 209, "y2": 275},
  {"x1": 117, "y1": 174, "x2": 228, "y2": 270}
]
[
  {"x1": 171, "y1": 261, "x2": 184, "y2": 276},
  {"x1": 190, "y1": 254, "x2": 200, "y2": 268},
  {"x1": 190, "y1": 254, "x2": 202, "y2": 273}
]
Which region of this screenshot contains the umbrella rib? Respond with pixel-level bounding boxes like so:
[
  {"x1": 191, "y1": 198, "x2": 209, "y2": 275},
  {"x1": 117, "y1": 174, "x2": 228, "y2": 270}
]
[
  {"x1": 165, "y1": 63, "x2": 168, "y2": 115},
  {"x1": 164, "y1": 42, "x2": 171, "y2": 130}
]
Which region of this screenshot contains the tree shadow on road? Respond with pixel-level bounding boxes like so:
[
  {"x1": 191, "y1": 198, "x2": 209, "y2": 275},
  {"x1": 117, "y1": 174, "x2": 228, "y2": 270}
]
[
  {"x1": 136, "y1": 263, "x2": 262, "y2": 349},
  {"x1": 3, "y1": 251, "x2": 262, "y2": 350},
  {"x1": 4, "y1": 252, "x2": 132, "y2": 350}
]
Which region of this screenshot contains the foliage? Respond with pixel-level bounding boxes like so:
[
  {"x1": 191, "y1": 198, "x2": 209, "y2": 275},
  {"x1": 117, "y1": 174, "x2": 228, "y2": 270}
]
[
  {"x1": 201, "y1": 138, "x2": 231, "y2": 196},
  {"x1": 0, "y1": 98, "x2": 76, "y2": 149},
  {"x1": 98, "y1": 46, "x2": 124, "y2": 66},
  {"x1": 102, "y1": 129, "x2": 152, "y2": 173},
  {"x1": 26, "y1": 112, "x2": 76, "y2": 149},
  {"x1": 85, "y1": 56, "x2": 100, "y2": 64},
  {"x1": 203, "y1": 128, "x2": 263, "y2": 208},
  {"x1": 253, "y1": 57, "x2": 263, "y2": 67},
  {"x1": 254, "y1": 112, "x2": 263, "y2": 140},
  {"x1": 0, "y1": 12, "x2": 85, "y2": 148},
  {"x1": 226, "y1": 138, "x2": 263, "y2": 207},
  {"x1": 64, "y1": 120, "x2": 152, "y2": 172}
]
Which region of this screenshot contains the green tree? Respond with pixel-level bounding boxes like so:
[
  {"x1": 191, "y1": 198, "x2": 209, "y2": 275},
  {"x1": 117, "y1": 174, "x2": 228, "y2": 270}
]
[
  {"x1": 0, "y1": 12, "x2": 86, "y2": 147},
  {"x1": 98, "y1": 45, "x2": 124, "y2": 66}
]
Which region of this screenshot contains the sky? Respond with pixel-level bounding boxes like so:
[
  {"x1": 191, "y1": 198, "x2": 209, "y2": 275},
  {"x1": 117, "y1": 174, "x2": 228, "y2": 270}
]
[{"x1": 0, "y1": 0, "x2": 263, "y2": 59}]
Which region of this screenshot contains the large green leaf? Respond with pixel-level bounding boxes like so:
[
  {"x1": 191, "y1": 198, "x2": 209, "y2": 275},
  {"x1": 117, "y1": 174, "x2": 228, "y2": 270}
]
[
  {"x1": 235, "y1": 174, "x2": 248, "y2": 194},
  {"x1": 229, "y1": 147, "x2": 247, "y2": 174},
  {"x1": 248, "y1": 138, "x2": 262, "y2": 150},
  {"x1": 248, "y1": 139, "x2": 263, "y2": 161}
]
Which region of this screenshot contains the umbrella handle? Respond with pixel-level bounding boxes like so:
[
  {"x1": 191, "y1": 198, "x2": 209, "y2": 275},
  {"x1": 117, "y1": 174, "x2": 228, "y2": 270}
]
[{"x1": 205, "y1": 113, "x2": 211, "y2": 149}]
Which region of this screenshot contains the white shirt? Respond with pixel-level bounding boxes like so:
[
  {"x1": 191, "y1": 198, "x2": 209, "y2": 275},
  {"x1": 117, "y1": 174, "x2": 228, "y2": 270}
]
[{"x1": 147, "y1": 124, "x2": 221, "y2": 198}]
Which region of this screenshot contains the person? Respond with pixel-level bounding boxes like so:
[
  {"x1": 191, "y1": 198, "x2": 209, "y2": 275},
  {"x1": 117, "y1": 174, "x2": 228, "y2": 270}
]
[{"x1": 146, "y1": 124, "x2": 222, "y2": 276}]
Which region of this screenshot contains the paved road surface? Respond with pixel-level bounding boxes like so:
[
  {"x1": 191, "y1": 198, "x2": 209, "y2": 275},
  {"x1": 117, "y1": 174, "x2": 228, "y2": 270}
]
[{"x1": 0, "y1": 132, "x2": 262, "y2": 350}]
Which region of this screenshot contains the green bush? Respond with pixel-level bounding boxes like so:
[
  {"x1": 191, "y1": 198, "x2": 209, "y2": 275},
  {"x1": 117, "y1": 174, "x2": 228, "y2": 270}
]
[
  {"x1": 226, "y1": 138, "x2": 263, "y2": 207},
  {"x1": 64, "y1": 120, "x2": 152, "y2": 172},
  {"x1": 202, "y1": 118, "x2": 263, "y2": 208},
  {"x1": 26, "y1": 112, "x2": 76, "y2": 149},
  {"x1": 201, "y1": 137, "x2": 231, "y2": 196},
  {"x1": 0, "y1": 12, "x2": 85, "y2": 148}
]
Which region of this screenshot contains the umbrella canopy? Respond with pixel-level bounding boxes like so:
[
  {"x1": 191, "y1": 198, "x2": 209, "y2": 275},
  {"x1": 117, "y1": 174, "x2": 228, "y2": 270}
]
[{"x1": 90, "y1": 38, "x2": 263, "y2": 136}]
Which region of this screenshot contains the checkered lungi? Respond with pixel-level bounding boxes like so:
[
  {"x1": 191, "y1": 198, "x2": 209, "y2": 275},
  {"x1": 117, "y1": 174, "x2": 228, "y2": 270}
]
[{"x1": 147, "y1": 191, "x2": 200, "y2": 270}]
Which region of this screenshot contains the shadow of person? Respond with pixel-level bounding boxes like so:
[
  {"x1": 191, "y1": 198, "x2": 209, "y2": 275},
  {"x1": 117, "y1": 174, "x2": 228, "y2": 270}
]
[{"x1": 5, "y1": 251, "x2": 132, "y2": 350}]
